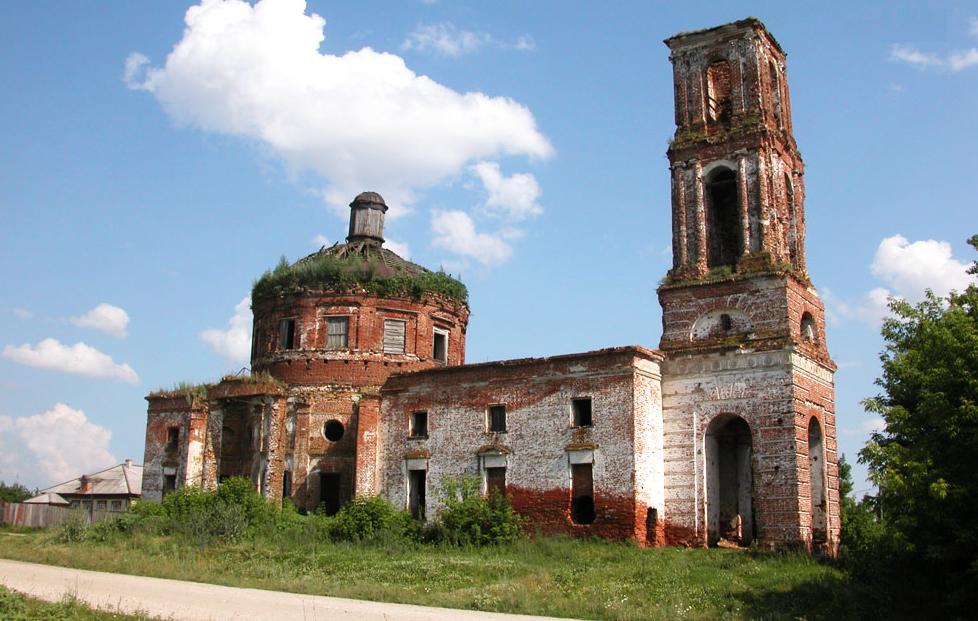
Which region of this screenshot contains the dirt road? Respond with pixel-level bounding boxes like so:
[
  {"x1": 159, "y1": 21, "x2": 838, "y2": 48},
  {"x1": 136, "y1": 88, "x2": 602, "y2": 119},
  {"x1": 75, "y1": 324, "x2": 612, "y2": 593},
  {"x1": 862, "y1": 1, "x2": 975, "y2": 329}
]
[{"x1": 0, "y1": 559, "x2": 580, "y2": 621}]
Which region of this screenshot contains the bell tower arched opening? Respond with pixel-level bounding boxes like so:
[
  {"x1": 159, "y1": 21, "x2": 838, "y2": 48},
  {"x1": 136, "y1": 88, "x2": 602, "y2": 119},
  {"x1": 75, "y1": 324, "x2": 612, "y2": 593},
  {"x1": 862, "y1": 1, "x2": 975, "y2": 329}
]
[
  {"x1": 705, "y1": 414, "x2": 754, "y2": 546},
  {"x1": 705, "y1": 168, "x2": 741, "y2": 269}
]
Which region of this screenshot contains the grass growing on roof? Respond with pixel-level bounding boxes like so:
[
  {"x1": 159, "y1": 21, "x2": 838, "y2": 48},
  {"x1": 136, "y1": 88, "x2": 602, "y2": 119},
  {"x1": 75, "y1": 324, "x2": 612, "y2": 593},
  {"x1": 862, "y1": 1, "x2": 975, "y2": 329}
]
[{"x1": 251, "y1": 253, "x2": 468, "y2": 303}]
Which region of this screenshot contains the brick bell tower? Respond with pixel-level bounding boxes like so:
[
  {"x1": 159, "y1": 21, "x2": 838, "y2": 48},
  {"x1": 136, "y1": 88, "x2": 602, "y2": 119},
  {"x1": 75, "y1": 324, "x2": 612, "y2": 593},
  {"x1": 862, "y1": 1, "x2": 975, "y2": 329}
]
[{"x1": 657, "y1": 19, "x2": 839, "y2": 553}]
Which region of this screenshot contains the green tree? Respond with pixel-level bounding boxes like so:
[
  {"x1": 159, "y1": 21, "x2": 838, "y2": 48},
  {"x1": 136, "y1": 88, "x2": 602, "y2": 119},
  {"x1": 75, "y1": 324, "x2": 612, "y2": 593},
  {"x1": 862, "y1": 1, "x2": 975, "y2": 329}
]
[
  {"x1": 0, "y1": 481, "x2": 34, "y2": 503},
  {"x1": 858, "y1": 235, "x2": 978, "y2": 615},
  {"x1": 837, "y1": 454, "x2": 881, "y2": 562}
]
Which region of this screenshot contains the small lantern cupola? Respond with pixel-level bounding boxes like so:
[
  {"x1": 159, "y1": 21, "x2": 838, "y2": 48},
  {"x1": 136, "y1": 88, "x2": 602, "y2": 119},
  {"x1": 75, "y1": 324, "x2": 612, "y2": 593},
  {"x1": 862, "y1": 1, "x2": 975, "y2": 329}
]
[{"x1": 347, "y1": 191, "x2": 388, "y2": 245}]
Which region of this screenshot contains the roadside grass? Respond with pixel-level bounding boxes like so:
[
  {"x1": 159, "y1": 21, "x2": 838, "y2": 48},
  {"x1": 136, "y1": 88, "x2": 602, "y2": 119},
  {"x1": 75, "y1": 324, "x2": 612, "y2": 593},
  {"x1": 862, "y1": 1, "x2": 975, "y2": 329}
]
[
  {"x1": 0, "y1": 527, "x2": 873, "y2": 620},
  {"x1": 0, "y1": 585, "x2": 161, "y2": 620}
]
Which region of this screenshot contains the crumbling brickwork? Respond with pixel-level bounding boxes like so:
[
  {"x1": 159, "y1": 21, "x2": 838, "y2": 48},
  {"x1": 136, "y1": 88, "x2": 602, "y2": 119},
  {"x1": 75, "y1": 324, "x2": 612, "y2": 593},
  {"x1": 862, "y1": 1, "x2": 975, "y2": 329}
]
[
  {"x1": 141, "y1": 18, "x2": 839, "y2": 553},
  {"x1": 379, "y1": 348, "x2": 664, "y2": 541},
  {"x1": 658, "y1": 18, "x2": 839, "y2": 553}
]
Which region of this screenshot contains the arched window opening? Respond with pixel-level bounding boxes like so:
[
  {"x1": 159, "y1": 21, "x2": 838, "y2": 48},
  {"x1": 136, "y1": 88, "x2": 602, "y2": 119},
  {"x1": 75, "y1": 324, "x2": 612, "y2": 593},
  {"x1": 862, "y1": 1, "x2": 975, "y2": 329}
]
[
  {"x1": 769, "y1": 60, "x2": 783, "y2": 128},
  {"x1": 706, "y1": 60, "x2": 733, "y2": 125},
  {"x1": 801, "y1": 312, "x2": 817, "y2": 343},
  {"x1": 705, "y1": 168, "x2": 742, "y2": 268},
  {"x1": 705, "y1": 415, "x2": 754, "y2": 546},
  {"x1": 808, "y1": 417, "x2": 827, "y2": 545}
]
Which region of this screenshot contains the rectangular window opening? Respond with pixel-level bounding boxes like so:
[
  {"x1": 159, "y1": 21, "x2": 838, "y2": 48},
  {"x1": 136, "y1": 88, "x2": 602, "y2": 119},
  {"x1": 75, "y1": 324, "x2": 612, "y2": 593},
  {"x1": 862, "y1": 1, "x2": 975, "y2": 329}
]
[
  {"x1": 571, "y1": 463, "x2": 595, "y2": 524},
  {"x1": 432, "y1": 328, "x2": 448, "y2": 363},
  {"x1": 163, "y1": 474, "x2": 177, "y2": 497},
  {"x1": 326, "y1": 316, "x2": 349, "y2": 350},
  {"x1": 166, "y1": 427, "x2": 179, "y2": 451},
  {"x1": 572, "y1": 398, "x2": 593, "y2": 428},
  {"x1": 279, "y1": 318, "x2": 297, "y2": 350},
  {"x1": 408, "y1": 469, "x2": 426, "y2": 520},
  {"x1": 320, "y1": 472, "x2": 341, "y2": 516},
  {"x1": 486, "y1": 466, "x2": 506, "y2": 499},
  {"x1": 409, "y1": 411, "x2": 428, "y2": 438},
  {"x1": 488, "y1": 404, "x2": 506, "y2": 433},
  {"x1": 383, "y1": 319, "x2": 406, "y2": 354},
  {"x1": 282, "y1": 471, "x2": 292, "y2": 500}
]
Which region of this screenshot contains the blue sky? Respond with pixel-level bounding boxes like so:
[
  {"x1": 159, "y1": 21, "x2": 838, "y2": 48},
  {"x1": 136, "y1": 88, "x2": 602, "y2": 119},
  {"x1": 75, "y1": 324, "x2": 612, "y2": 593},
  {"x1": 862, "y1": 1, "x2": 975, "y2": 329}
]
[{"x1": 1, "y1": 0, "x2": 975, "y2": 492}]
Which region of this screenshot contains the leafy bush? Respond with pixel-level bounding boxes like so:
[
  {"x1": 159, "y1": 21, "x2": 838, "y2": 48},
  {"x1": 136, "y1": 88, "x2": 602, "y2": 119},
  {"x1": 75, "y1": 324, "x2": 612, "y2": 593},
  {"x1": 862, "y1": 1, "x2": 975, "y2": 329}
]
[
  {"x1": 431, "y1": 476, "x2": 524, "y2": 546},
  {"x1": 214, "y1": 476, "x2": 275, "y2": 529},
  {"x1": 329, "y1": 495, "x2": 417, "y2": 543},
  {"x1": 56, "y1": 510, "x2": 89, "y2": 543}
]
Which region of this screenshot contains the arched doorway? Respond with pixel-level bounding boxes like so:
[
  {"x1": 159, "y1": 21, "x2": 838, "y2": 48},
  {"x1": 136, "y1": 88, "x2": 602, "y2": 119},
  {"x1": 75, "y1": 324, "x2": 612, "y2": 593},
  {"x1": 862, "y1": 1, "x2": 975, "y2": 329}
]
[
  {"x1": 808, "y1": 417, "x2": 827, "y2": 545},
  {"x1": 705, "y1": 415, "x2": 754, "y2": 546}
]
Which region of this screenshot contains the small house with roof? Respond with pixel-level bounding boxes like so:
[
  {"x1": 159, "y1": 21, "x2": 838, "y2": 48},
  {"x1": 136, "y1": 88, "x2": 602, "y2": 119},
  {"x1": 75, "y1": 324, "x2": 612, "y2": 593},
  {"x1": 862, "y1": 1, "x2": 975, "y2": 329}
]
[{"x1": 38, "y1": 459, "x2": 143, "y2": 513}]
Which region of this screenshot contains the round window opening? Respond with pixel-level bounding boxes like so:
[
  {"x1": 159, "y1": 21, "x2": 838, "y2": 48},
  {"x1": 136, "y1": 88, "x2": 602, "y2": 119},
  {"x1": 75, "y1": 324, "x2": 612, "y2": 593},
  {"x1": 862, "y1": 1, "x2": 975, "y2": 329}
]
[{"x1": 323, "y1": 420, "x2": 345, "y2": 442}]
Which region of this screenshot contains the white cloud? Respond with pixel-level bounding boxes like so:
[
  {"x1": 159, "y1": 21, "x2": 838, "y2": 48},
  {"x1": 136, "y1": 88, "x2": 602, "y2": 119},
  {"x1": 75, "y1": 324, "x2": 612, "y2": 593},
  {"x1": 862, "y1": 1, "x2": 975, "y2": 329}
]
[
  {"x1": 948, "y1": 48, "x2": 978, "y2": 71},
  {"x1": 0, "y1": 404, "x2": 116, "y2": 487},
  {"x1": 890, "y1": 44, "x2": 942, "y2": 68},
  {"x1": 313, "y1": 233, "x2": 329, "y2": 247},
  {"x1": 70, "y1": 303, "x2": 130, "y2": 338},
  {"x1": 200, "y1": 296, "x2": 252, "y2": 366},
  {"x1": 890, "y1": 42, "x2": 978, "y2": 72},
  {"x1": 2, "y1": 339, "x2": 138, "y2": 383},
  {"x1": 842, "y1": 416, "x2": 885, "y2": 437},
  {"x1": 127, "y1": 1, "x2": 552, "y2": 217},
  {"x1": 123, "y1": 52, "x2": 151, "y2": 89},
  {"x1": 825, "y1": 235, "x2": 973, "y2": 328},
  {"x1": 871, "y1": 235, "x2": 972, "y2": 300},
  {"x1": 401, "y1": 22, "x2": 535, "y2": 57},
  {"x1": 824, "y1": 286, "x2": 894, "y2": 327},
  {"x1": 12, "y1": 308, "x2": 31, "y2": 319},
  {"x1": 402, "y1": 22, "x2": 490, "y2": 57},
  {"x1": 431, "y1": 210, "x2": 512, "y2": 266},
  {"x1": 510, "y1": 35, "x2": 536, "y2": 52},
  {"x1": 384, "y1": 239, "x2": 411, "y2": 259},
  {"x1": 471, "y1": 161, "x2": 542, "y2": 220}
]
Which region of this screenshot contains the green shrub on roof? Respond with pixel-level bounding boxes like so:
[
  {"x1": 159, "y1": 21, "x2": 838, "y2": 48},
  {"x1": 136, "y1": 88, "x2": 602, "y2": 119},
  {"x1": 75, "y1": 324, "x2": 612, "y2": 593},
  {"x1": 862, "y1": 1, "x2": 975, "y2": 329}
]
[{"x1": 251, "y1": 252, "x2": 468, "y2": 303}]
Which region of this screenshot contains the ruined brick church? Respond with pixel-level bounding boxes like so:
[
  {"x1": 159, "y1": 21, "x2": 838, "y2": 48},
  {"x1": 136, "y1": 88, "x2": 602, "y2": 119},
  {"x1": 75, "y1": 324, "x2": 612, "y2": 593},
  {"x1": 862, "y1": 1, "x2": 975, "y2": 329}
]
[{"x1": 142, "y1": 18, "x2": 840, "y2": 552}]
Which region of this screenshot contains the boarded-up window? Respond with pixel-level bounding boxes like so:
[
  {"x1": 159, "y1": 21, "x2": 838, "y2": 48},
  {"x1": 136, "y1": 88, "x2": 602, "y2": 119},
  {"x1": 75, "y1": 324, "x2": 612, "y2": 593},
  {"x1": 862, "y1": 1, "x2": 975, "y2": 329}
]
[
  {"x1": 279, "y1": 318, "x2": 297, "y2": 350},
  {"x1": 572, "y1": 398, "x2": 592, "y2": 427},
  {"x1": 571, "y1": 463, "x2": 595, "y2": 524},
  {"x1": 383, "y1": 319, "x2": 406, "y2": 354},
  {"x1": 326, "y1": 316, "x2": 349, "y2": 349},
  {"x1": 488, "y1": 405, "x2": 506, "y2": 433},
  {"x1": 110, "y1": 500, "x2": 123, "y2": 512},
  {"x1": 408, "y1": 469, "x2": 426, "y2": 520},
  {"x1": 409, "y1": 411, "x2": 427, "y2": 437},
  {"x1": 433, "y1": 328, "x2": 448, "y2": 362},
  {"x1": 486, "y1": 467, "x2": 506, "y2": 498}
]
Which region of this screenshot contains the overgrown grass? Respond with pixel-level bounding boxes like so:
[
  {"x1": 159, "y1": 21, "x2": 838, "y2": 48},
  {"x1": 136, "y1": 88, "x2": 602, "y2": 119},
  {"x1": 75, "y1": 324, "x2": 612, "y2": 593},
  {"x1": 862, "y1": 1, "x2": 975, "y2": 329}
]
[
  {"x1": 0, "y1": 480, "x2": 877, "y2": 620},
  {"x1": 0, "y1": 585, "x2": 159, "y2": 620},
  {"x1": 252, "y1": 253, "x2": 468, "y2": 304},
  {"x1": 0, "y1": 527, "x2": 875, "y2": 620}
]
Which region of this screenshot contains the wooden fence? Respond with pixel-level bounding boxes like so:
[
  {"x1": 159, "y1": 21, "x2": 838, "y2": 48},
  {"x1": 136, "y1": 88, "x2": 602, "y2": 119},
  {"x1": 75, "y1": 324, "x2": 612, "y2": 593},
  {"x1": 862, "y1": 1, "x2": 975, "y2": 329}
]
[{"x1": 0, "y1": 501, "x2": 119, "y2": 529}]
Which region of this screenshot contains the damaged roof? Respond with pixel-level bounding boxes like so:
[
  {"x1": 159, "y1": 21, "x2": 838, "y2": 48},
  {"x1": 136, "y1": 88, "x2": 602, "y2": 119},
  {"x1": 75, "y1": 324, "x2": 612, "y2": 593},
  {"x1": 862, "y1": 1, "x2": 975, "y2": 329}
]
[{"x1": 40, "y1": 460, "x2": 143, "y2": 498}]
